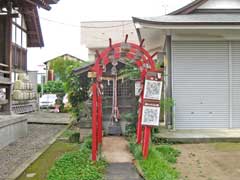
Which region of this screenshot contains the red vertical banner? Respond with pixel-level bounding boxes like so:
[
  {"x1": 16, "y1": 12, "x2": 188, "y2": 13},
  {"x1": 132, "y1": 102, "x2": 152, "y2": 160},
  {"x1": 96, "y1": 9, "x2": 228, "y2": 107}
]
[
  {"x1": 97, "y1": 93, "x2": 102, "y2": 144},
  {"x1": 136, "y1": 71, "x2": 147, "y2": 144},
  {"x1": 142, "y1": 126, "x2": 151, "y2": 159},
  {"x1": 136, "y1": 91, "x2": 144, "y2": 144},
  {"x1": 92, "y1": 83, "x2": 97, "y2": 161}
]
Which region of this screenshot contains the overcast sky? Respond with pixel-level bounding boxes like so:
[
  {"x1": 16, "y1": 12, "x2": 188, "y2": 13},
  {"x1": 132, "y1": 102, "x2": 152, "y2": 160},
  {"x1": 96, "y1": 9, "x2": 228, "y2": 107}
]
[{"x1": 28, "y1": 0, "x2": 193, "y2": 71}]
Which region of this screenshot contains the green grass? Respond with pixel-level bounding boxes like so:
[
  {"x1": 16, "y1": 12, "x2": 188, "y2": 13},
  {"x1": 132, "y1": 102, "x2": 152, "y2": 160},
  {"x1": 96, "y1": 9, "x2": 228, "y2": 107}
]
[
  {"x1": 17, "y1": 141, "x2": 79, "y2": 180},
  {"x1": 129, "y1": 138, "x2": 180, "y2": 180},
  {"x1": 155, "y1": 145, "x2": 180, "y2": 163},
  {"x1": 47, "y1": 136, "x2": 107, "y2": 180}
]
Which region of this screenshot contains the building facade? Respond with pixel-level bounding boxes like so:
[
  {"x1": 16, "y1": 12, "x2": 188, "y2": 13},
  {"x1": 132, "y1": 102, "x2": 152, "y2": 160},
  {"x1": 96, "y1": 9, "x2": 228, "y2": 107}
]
[
  {"x1": 0, "y1": 0, "x2": 59, "y2": 114},
  {"x1": 134, "y1": 0, "x2": 240, "y2": 129},
  {"x1": 81, "y1": 20, "x2": 139, "y2": 61}
]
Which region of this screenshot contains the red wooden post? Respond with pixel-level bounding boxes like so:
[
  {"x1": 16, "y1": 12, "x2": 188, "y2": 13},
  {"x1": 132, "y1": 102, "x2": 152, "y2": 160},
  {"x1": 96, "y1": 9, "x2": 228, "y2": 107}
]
[
  {"x1": 142, "y1": 126, "x2": 151, "y2": 159},
  {"x1": 136, "y1": 71, "x2": 146, "y2": 144},
  {"x1": 136, "y1": 92, "x2": 143, "y2": 144},
  {"x1": 92, "y1": 83, "x2": 97, "y2": 161},
  {"x1": 97, "y1": 94, "x2": 102, "y2": 144}
]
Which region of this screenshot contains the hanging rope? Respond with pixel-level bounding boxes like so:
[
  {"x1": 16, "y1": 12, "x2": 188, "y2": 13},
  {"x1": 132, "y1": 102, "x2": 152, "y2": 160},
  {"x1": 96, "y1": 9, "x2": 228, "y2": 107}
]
[{"x1": 111, "y1": 68, "x2": 120, "y2": 123}]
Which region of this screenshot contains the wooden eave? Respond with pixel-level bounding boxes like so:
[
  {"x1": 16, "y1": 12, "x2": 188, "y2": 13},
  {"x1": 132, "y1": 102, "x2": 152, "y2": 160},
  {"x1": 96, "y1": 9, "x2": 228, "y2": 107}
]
[
  {"x1": 22, "y1": 6, "x2": 44, "y2": 47},
  {"x1": 0, "y1": 0, "x2": 60, "y2": 47},
  {"x1": 169, "y1": 0, "x2": 209, "y2": 15},
  {"x1": 25, "y1": 0, "x2": 51, "y2": 10}
]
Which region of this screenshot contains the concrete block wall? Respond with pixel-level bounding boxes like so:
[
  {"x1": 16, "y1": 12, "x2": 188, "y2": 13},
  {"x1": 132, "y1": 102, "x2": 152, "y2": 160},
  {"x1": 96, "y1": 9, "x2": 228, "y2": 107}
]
[{"x1": 0, "y1": 115, "x2": 28, "y2": 149}]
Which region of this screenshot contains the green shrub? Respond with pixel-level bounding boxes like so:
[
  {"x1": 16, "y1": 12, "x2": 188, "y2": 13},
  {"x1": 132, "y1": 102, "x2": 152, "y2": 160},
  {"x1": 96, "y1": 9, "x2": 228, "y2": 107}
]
[
  {"x1": 125, "y1": 124, "x2": 135, "y2": 136},
  {"x1": 123, "y1": 112, "x2": 138, "y2": 136},
  {"x1": 37, "y1": 84, "x2": 42, "y2": 93},
  {"x1": 62, "y1": 129, "x2": 77, "y2": 138},
  {"x1": 81, "y1": 136, "x2": 92, "y2": 150},
  {"x1": 69, "y1": 132, "x2": 80, "y2": 143}
]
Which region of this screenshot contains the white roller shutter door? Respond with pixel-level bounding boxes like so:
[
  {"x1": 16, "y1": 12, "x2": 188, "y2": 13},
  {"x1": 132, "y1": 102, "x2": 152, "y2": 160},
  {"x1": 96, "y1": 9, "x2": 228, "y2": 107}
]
[{"x1": 172, "y1": 41, "x2": 229, "y2": 129}]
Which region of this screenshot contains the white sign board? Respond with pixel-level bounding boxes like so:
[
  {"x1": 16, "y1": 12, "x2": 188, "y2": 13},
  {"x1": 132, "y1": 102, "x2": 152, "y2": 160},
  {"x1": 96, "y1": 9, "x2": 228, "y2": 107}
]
[
  {"x1": 142, "y1": 105, "x2": 160, "y2": 126},
  {"x1": 143, "y1": 80, "x2": 162, "y2": 101}
]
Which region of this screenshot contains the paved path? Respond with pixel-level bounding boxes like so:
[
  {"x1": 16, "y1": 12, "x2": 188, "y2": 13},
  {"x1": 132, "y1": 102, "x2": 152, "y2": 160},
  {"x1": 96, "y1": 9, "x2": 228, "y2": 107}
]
[
  {"x1": 27, "y1": 111, "x2": 71, "y2": 125},
  {"x1": 157, "y1": 128, "x2": 240, "y2": 143},
  {"x1": 102, "y1": 136, "x2": 133, "y2": 163},
  {"x1": 102, "y1": 137, "x2": 142, "y2": 180},
  {"x1": 105, "y1": 163, "x2": 143, "y2": 180}
]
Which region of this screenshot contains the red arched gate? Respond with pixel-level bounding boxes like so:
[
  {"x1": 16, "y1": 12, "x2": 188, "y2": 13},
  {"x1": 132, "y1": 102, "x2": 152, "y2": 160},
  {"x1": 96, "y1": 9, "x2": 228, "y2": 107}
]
[{"x1": 89, "y1": 35, "x2": 163, "y2": 160}]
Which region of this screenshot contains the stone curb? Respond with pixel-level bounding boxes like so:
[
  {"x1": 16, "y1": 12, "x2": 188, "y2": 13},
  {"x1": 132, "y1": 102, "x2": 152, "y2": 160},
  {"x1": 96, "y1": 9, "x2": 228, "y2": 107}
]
[
  {"x1": 7, "y1": 122, "x2": 73, "y2": 180},
  {"x1": 133, "y1": 159, "x2": 145, "y2": 179}
]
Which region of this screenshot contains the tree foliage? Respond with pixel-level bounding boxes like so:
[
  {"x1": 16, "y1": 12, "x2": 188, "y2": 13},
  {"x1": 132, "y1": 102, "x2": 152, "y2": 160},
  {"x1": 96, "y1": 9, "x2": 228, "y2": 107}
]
[
  {"x1": 49, "y1": 57, "x2": 82, "y2": 82},
  {"x1": 43, "y1": 81, "x2": 65, "y2": 94},
  {"x1": 47, "y1": 57, "x2": 91, "y2": 117},
  {"x1": 118, "y1": 61, "x2": 140, "y2": 80},
  {"x1": 64, "y1": 63, "x2": 91, "y2": 118}
]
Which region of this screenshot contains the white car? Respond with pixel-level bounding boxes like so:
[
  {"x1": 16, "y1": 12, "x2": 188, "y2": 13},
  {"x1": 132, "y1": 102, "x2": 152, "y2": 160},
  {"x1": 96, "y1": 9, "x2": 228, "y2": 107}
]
[{"x1": 39, "y1": 94, "x2": 57, "y2": 108}]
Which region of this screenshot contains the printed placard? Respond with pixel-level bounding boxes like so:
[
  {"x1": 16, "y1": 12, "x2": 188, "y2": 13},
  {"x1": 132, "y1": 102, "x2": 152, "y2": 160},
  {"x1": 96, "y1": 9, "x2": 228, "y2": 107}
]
[
  {"x1": 135, "y1": 81, "x2": 141, "y2": 96},
  {"x1": 142, "y1": 105, "x2": 160, "y2": 126},
  {"x1": 143, "y1": 80, "x2": 162, "y2": 101}
]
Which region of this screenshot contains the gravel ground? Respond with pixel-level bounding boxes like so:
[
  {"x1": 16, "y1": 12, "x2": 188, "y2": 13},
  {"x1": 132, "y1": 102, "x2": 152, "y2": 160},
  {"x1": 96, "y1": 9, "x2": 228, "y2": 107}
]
[
  {"x1": 0, "y1": 124, "x2": 65, "y2": 179},
  {"x1": 174, "y1": 143, "x2": 240, "y2": 180}
]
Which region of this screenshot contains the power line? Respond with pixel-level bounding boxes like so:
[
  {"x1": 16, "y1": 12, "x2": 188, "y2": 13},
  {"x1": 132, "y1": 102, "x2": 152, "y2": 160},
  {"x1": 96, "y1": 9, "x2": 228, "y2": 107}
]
[
  {"x1": 40, "y1": 17, "x2": 80, "y2": 28},
  {"x1": 40, "y1": 17, "x2": 132, "y2": 29}
]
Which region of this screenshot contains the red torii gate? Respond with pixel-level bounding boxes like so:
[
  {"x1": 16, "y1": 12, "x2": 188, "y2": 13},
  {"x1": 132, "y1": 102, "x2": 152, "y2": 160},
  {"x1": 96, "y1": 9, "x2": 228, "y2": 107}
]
[{"x1": 89, "y1": 35, "x2": 159, "y2": 160}]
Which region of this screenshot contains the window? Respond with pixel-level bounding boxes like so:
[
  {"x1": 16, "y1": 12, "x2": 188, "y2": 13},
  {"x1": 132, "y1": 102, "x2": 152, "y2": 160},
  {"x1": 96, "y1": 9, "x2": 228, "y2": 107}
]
[
  {"x1": 0, "y1": 17, "x2": 7, "y2": 65},
  {"x1": 11, "y1": 12, "x2": 27, "y2": 71},
  {"x1": 12, "y1": 12, "x2": 27, "y2": 48},
  {"x1": 22, "y1": 31, "x2": 27, "y2": 49},
  {"x1": 16, "y1": 26, "x2": 21, "y2": 46}
]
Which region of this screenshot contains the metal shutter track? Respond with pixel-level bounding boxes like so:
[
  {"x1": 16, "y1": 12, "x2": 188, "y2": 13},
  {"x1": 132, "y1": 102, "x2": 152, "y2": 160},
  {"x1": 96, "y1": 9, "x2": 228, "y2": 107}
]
[
  {"x1": 232, "y1": 42, "x2": 240, "y2": 128},
  {"x1": 172, "y1": 41, "x2": 229, "y2": 129}
]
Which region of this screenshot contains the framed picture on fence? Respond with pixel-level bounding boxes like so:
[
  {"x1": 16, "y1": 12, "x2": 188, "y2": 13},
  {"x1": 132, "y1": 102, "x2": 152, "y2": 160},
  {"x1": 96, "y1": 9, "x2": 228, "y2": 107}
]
[
  {"x1": 143, "y1": 79, "x2": 162, "y2": 101},
  {"x1": 142, "y1": 105, "x2": 160, "y2": 126}
]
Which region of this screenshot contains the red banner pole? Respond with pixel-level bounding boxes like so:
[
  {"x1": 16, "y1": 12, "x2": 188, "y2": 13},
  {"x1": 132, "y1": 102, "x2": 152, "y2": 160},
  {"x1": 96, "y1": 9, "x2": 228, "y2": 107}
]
[
  {"x1": 136, "y1": 72, "x2": 146, "y2": 144},
  {"x1": 97, "y1": 94, "x2": 102, "y2": 144},
  {"x1": 136, "y1": 92, "x2": 143, "y2": 144},
  {"x1": 142, "y1": 126, "x2": 151, "y2": 159},
  {"x1": 92, "y1": 83, "x2": 97, "y2": 161}
]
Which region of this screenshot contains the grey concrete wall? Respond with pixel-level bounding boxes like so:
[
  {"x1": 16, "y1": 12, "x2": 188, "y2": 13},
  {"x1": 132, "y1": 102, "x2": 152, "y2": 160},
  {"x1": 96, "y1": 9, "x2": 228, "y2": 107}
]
[{"x1": 0, "y1": 115, "x2": 28, "y2": 149}]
